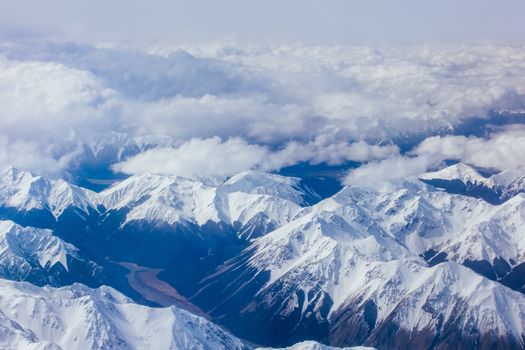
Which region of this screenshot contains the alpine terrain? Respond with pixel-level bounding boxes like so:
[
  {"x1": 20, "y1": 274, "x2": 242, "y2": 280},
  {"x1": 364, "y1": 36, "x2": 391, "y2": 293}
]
[{"x1": 0, "y1": 163, "x2": 524, "y2": 349}]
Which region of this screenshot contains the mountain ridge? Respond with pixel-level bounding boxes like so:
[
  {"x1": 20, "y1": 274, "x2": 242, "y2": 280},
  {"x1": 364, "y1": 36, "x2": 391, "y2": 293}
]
[{"x1": 0, "y1": 164, "x2": 524, "y2": 349}]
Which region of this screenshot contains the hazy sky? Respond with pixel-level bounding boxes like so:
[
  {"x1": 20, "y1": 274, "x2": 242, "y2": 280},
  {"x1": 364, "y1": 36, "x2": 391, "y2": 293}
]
[{"x1": 2, "y1": 0, "x2": 525, "y2": 44}]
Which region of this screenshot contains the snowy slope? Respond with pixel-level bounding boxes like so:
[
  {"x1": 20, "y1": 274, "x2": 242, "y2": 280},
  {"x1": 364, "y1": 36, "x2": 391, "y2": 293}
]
[
  {"x1": 420, "y1": 163, "x2": 525, "y2": 203},
  {"x1": 419, "y1": 163, "x2": 490, "y2": 185},
  {"x1": 218, "y1": 171, "x2": 318, "y2": 239},
  {"x1": 0, "y1": 167, "x2": 97, "y2": 219},
  {"x1": 330, "y1": 261, "x2": 525, "y2": 348},
  {"x1": 1, "y1": 166, "x2": 318, "y2": 239},
  {"x1": 247, "y1": 196, "x2": 525, "y2": 321},
  {"x1": 0, "y1": 221, "x2": 102, "y2": 286},
  {"x1": 2, "y1": 164, "x2": 525, "y2": 348},
  {"x1": 301, "y1": 174, "x2": 525, "y2": 277},
  {"x1": 420, "y1": 163, "x2": 525, "y2": 191},
  {"x1": 98, "y1": 173, "x2": 222, "y2": 226},
  {"x1": 432, "y1": 193, "x2": 525, "y2": 269},
  {"x1": 229, "y1": 203, "x2": 525, "y2": 348},
  {"x1": 0, "y1": 278, "x2": 368, "y2": 350},
  {"x1": 0, "y1": 220, "x2": 75, "y2": 271},
  {"x1": 99, "y1": 171, "x2": 316, "y2": 238},
  {"x1": 0, "y1": 278, "x2": 247, "y2": 350},
  {"x1": 257, "y1": 341, "x2": 373, "y2": 350},
  {"x1": 189, "y1": 166, "x2": 525, "y2": 347}
]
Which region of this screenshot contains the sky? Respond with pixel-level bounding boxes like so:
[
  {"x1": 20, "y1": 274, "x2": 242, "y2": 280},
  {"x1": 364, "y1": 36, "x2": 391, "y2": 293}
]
[
  {"x1": 0, "y1": 1, "x2": 525, "y2": 187},
  {"x1": 2, "y1": 0, "x2": 525, "y2": 44}
]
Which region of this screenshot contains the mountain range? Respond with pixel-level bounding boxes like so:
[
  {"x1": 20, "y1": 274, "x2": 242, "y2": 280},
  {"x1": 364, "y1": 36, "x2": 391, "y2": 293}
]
[{"x1": 0, "y1": 163, "x2": 524, "y2": 349}]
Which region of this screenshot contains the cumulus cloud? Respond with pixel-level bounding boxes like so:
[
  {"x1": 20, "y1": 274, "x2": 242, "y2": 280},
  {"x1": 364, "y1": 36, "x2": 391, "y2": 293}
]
[
  {"x1": 257, "y1": 138, "x2": 400, "y2": 170},
  {"x1": 1, "y1": 42, "x2": 525, "y2": 178},
  {"x1": 0, "y1": 56, "x2": 115, "y2": 133},
  {"x1": 112, "y1": 137, "x2": 268, "y2": 177},
  {"x1": 0, "y1": 56, "x2": 117, "y2": 173},
  {"x1": 0, "y1": 136, "x2": 81, "y2": 175},
  {"x1": 343, "y1": 156, "x2": 431, "y2": 187},
  {"x1": 306, "y1": 138, "x2": 400, "y2": 164},
  {"x1": 112, "y1": 137, "x2": 398, "y2": 177},
  {"x1": 344, "y1": 126, "x2": 525, "y2": 187},
  {"x1": 413, "y1": 127, "x2": 525, "y2": 171}
]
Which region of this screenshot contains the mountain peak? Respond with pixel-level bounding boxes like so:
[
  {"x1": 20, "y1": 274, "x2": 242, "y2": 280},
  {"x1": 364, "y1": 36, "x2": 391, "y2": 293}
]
[
  {"x1": 419, "y1": 163, "x2": 487, "y2": 184},
  {"x1": 0, "y1": 279, "x2": 248, "y2": 350},
  {"x1": 0, "y1": 220, "x2": 79, "y2": 272}
]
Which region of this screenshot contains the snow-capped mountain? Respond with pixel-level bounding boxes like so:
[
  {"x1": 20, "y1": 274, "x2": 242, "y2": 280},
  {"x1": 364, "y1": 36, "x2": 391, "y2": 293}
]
[
  {"x1": 298, "y1": 176, "x2": 525, "y2": 286},
  {"x1": 420, "y1": 163, "x2": 525, "y2": 204},
  {"x1": 1, "y1": 163, "x2": 525, "y2": 349},
  {"x1": 182, "y1": 165, "x2": 525, "y2": 348},
  {"x1": 0, "y1": 167, "x2": 98, "y2": 223},
  {"x1": 0, "y1": 277, "x2": 371, "y2": 350},
  {"x1": 330, "y1": 261, "x2": 525, "y2": 348},
  {"x1": 0, "y1": 221, "x2": 102, "y2": 287},
  {"x1": 420, "y1": 163, "x2": 489, "y2": 185},
  {"x1": 259, "y1": 341, "x2": 373, "y2": 350},
  {"x1": 0, "y1": 167, "x2": 320, "y2": 265},
  {"x1": 0, "y1": 166, "x2": 323, "y2": 289},
  {"x1": 0, "y1": 278, "x2": 248, "y2": 350},
  {"x1": 1, "y1": 166, "x2": 317, "y2": 239},
  {"x1": 91, "y1": 170, "x2": 321, "y2": 267},
  {"x1": 99, "y1": 170, "x2": 318, "y2": 236},
  {"x1": 192, "y1": 199, "x2": 525, "y2": 348}
]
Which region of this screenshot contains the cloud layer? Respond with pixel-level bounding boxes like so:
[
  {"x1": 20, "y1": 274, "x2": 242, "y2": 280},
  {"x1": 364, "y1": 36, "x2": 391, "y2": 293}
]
[
  {"x1": 112, "y1": 137, "x2": 267, "y2": 178},
  {"x1": 344, "y1": 126, "x2": 525, "y2": 186},
  {"x1": 113, "y1": 137, "x2": 400, "y2": 178},
  {"x1": 0, "y1": 42, "x2": 524, "y2": 179}
]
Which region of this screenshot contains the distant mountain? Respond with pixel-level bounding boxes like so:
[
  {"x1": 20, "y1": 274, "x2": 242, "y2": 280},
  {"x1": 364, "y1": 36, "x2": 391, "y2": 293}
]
[
  {"x1": 419, "y1": 163, "x2": 525, "y2": 204},
  {"x1": 258, "y1": 341, "x2": 373, "y2": 350}
]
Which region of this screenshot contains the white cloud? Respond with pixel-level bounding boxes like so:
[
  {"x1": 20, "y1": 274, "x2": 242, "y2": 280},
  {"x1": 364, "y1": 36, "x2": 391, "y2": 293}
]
[
  {"x1": 307, "y1": 138, "x2": 400, "y2": 164},
  {"x1": 112, "y1": 137, "x2": 269, "y2": 177},
  {"x1": 0, "y1": 56, "x2": 116, "y2": 123},
  {"x1": 1, "y1": 42, "x2": 525, "y2": 177},
  {"x1": 343, "y1": 156, "x2": 431, "y2": 187},
  {"x1": 413, "y1": 127, "x2": 525, "y2": 171},
  {"x1": 112, "y1": 137, "x2": 399, "y2": 177},
  {"x1": 0, "y1": 56, "x2": 117, "y2": 173},
  {"x1": 344, "y1": 127, "x2": 525, "y2": 187},
  {"x1": 0, "y1": 136, "x2": 81, "y2": 175},
  {"x1": 259, "y1": 138, "x2": 400, "y2": 171}
]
